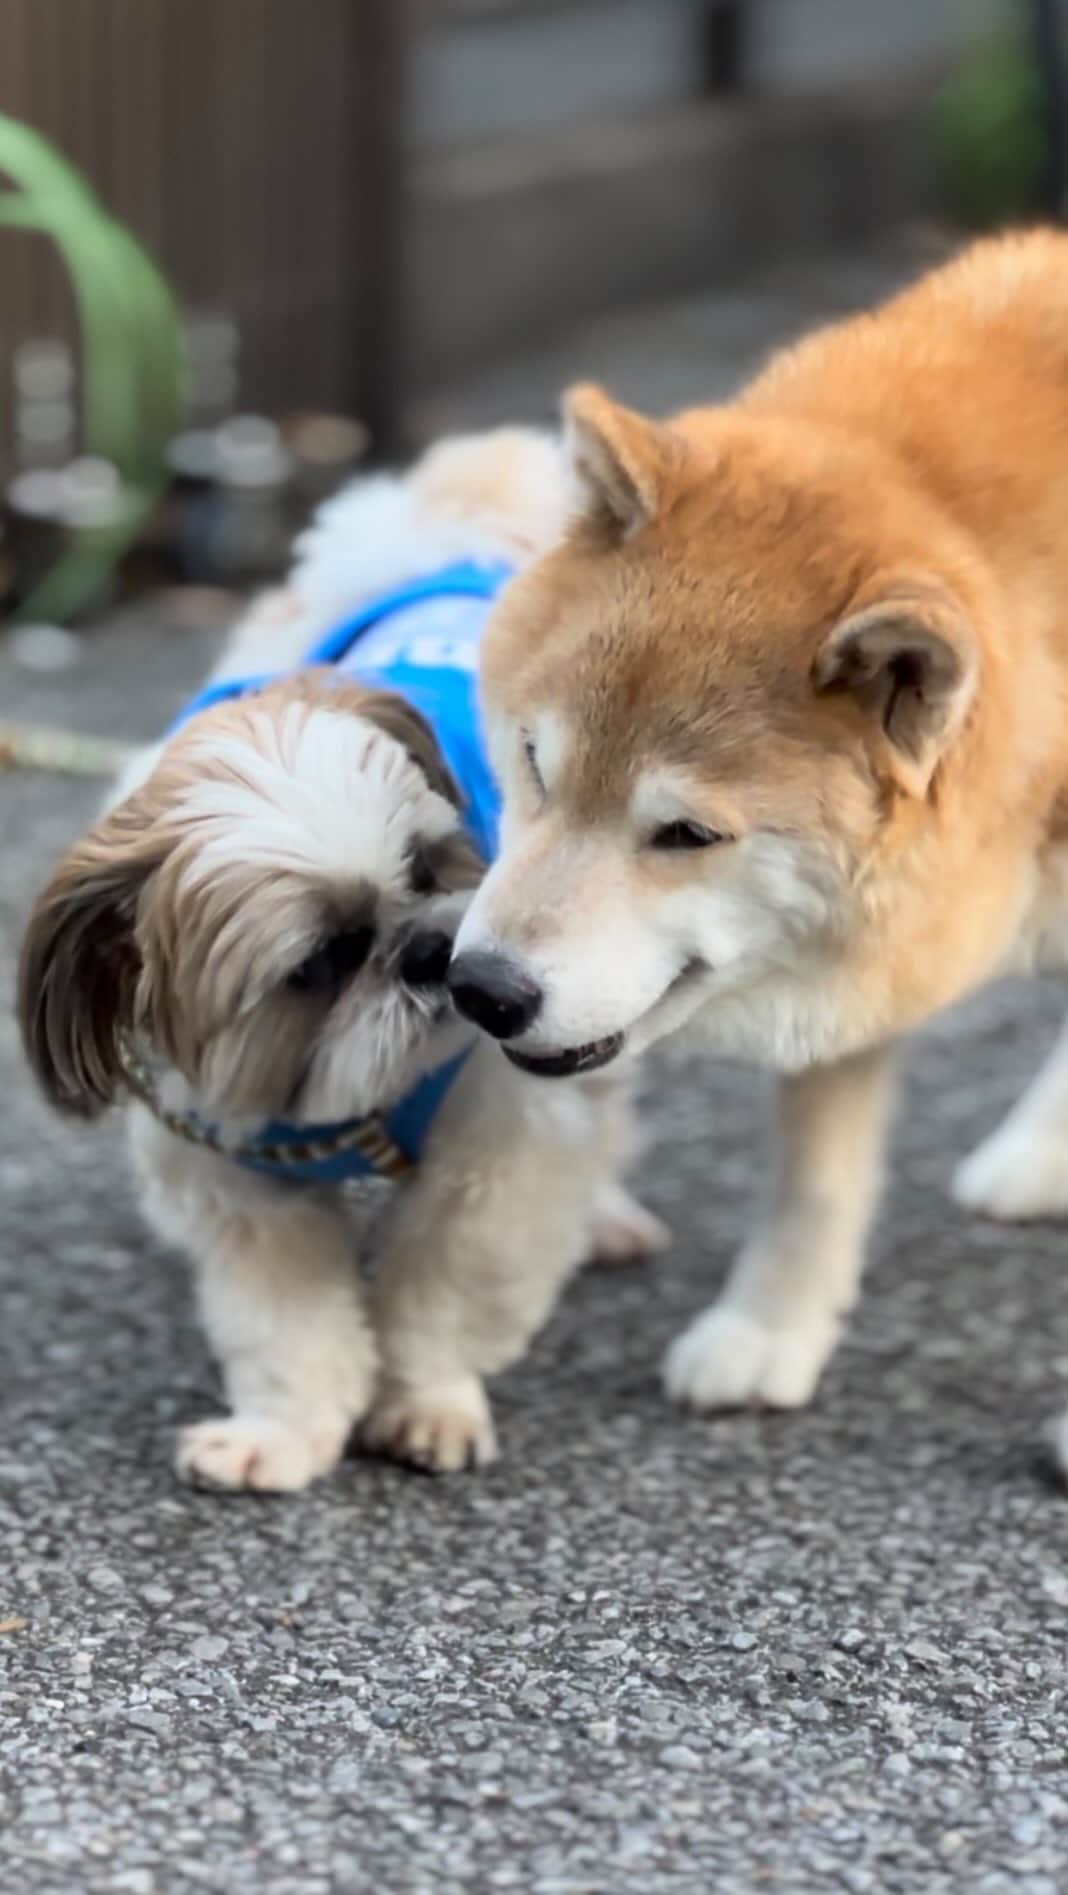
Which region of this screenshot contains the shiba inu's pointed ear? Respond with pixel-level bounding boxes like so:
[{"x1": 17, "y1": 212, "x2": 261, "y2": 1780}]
[
  {"x1": 564, "y1": 384, "x2": 675, "y2": 539},
  {"x1": 813, "y1": 592, "x2": 977, "y2": 797}
]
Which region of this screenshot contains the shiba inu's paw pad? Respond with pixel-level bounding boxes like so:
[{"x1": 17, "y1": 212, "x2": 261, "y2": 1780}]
[
  {"x1": 364, "y1": 1377, "x2": 498, "y2": 1473},
  {"x1": 953, "y1": 1127, "x2": 1068, "y2": 1222},
  {"x1": 663, "y1": 1303, "x2": 837, "y2": 1412},
  {"x1": 590, "y1": 1185, "x2": 671, "y2": 1264},
  {"x1": 176, "y1": 1414, "x2": 344, "y2": 1492}
]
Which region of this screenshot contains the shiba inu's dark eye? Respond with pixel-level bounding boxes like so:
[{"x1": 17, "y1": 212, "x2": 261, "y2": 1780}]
[
  {"x1": 650, "y1": 820, "x2": 725, "y2": 851},
  {"x1": 521, "y1": 732, "x2": 544, "y2": 793},
  {"x1": 287, "y1": 925, "x2": 375, "y2": 993}
]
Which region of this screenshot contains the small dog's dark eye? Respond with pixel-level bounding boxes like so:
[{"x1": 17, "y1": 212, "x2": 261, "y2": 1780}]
[
  {"x1": 407, "y1": 843, "x2": 437, "y2": 897},
  {"x1": 650, "y1": 820, "x2": 726, "y2": 852},
  {"x1": 287, "y1": 925, "x2": 375, "y2": 994}
]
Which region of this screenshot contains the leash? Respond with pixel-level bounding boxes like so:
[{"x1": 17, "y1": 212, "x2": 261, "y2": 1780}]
[{"x1": 0, "y1": 722, "x2": 137, "y2": 777}]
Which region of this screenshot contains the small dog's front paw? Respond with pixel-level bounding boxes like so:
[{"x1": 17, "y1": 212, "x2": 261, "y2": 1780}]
[
  {"x1": 363, "y1": 1377, "x2": 497, "y2": 1473},
  {"x1": 590, "y1": 1183, "x2": 671, "y2": 1264},
  {"x1": 175, "y1": 1414, "x2": 347, "y2": 1493},
  {"x1": 663, "y1": 1302, "x2": 838, "y2": 1412},
  {"x1": 952, "y1": 1125, "x2": 1068, "y2": 1222}
]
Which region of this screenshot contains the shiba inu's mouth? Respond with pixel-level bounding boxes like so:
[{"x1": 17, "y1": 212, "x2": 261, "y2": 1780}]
[
  {"x1": 498, "y1": 960, "x2": 709, "y2": 1078},
  {"x1": 503, "y1": 1032, "x2": 625, "y2": 1078}
]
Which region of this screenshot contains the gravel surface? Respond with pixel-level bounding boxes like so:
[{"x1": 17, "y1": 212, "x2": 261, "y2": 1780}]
[{"x1": 4, "y1": 248, "x2": 1068, "y2": 1894}]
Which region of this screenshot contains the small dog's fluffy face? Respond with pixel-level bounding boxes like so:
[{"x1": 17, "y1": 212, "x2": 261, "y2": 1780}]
[{"x1": 20, "y1": 677, "x2": 482, "y2": 1126}]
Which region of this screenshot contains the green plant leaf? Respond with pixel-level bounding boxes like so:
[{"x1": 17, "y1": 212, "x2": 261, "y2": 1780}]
[{"x1": 0, "y1": 112, "x2": 184, "y2": 621}]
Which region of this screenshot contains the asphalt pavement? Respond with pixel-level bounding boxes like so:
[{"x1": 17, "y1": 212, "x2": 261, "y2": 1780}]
[{"x1": 4, "y1": 246, "x2": 1068, "y2": 1894}]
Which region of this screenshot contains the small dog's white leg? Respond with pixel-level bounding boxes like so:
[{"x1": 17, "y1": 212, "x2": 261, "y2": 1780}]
[
  {"x1": 134, "y1": 1115, "x2": 375, "y2": 1492},
  {"x1": 954, "y1": 1017, "x2": 1068, "y2": 1221},
  {"x1": 665, "y1": 1044, "x2": 896, "y2": 1412},
  {"x1": 178, "y1": 1195, "x2": 375, "y2": 1492},
  {"x1": 365, "y1": 1054, "x2": 613, "y2": 1471}
]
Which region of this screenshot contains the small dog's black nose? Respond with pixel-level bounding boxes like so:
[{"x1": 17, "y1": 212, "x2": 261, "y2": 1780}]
[
  {"x1": 400, "y1": 929, "x2": 454, "y2": 989},
  {"x1": 448, "y1": 950, "x2": 543, "y2": 1040}
]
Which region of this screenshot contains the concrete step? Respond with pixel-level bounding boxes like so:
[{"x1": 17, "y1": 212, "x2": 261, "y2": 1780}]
[
  {"x1": 413, "y1": 238, "x2": 928, "y2": 439},
  {"x1": 421, "y1": 1, "x2": 1002, "y2": 145},
  {"x1": 419, "y1": 0, "x2": 703, "y2": 146},
  {"x1": 409, "y1": 74, "x2": 940, "y2": 388}
]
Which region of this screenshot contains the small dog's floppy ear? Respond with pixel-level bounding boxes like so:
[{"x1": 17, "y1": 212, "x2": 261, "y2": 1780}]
[
  {"x1": 813, "y1": 589, "x2": 978, "y2": 798},
  {"x1": 564, "y1": 383, "x2": 680, "y2": 540},
  {"x1": 358, "y1": 688, "x2": 462, "y2": 809},
  {"x1": 17, "y1": 794, "x2": 166, "y2": 1115}
]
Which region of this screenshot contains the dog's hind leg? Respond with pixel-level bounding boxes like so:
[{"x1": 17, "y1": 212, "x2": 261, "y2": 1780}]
[
  {"x1": 664, "y1": 1043, "x2": 896, "y2": 1413},
  {"x1": 589, "y1": 1180, "x2": 670, "y2": 1263},
  {"x1": 586, "y1": 1070, "x2": 670, "y2": 1263},
  {"x1": 953, "y1": 1015, "x2": 1068, "y2": 1221},
  {"x1": 365, "y1": 1049, "x2": 618, "y2": 1472}
]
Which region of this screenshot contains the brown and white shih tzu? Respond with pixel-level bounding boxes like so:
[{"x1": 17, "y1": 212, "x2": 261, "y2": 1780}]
[{"x1": 18, "y1": 429, "x2": 665, "y2": 1492}]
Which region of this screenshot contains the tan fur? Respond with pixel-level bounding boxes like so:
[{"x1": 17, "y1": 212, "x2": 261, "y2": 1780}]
[
  {"x1": 481, "y1": 233, "x2": 1068, "y2": 1022},
  {"x1": 461, "y1": 230, "x2": 1068, "y2": 1438}
]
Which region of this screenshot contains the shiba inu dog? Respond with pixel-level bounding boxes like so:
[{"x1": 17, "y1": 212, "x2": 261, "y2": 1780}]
[{"x1": 449, "y1": 230, "x2": 1068, "y2": 1460}]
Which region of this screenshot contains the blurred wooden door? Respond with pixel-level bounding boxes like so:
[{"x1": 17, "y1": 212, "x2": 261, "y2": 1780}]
[{"x1": 0, "y1": 0, "x2": 402, "y2": 446}]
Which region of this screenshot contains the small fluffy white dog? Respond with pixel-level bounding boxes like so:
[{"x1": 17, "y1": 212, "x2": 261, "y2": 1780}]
[{"x1": 18, "y1": 429, "x2": 663, "y2": 1492}]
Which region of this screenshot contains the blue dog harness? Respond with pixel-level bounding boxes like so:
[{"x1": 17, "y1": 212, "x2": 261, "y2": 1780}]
[
  {"x1": 172, "y1": 558, "x2": 508, "y2": 863},
  {"x1": 136, "y1": 560, "x2": 512, "y2": 1184}
]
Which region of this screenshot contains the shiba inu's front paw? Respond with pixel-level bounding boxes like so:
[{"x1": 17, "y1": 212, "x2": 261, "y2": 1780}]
[
  {"x1": 953, "y1": 1125, "x2": 1068, "y2": 1222},
  {"x1": 663, "y1": 1302, "x2": 838, "y2": 1412},
  {"x1": 176, "y1": 1413, "x2": 349, "y2": 1492},
  {"x1": 363, "y1": 1375, "x2": 498, "y2": 1473}
]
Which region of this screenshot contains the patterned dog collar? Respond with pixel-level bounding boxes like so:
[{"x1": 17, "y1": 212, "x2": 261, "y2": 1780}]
[{"x1": 118, "y1": 1036, "x2": 470, "y2": 1184}]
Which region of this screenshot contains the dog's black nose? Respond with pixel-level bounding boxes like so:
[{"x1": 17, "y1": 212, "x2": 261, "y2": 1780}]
[
  {"x1": 448, "y1": 951, "x2": 543, "y2": 1040},
  {"x1": 400, "y1": 929, "x2": 454, "y2": 989}
]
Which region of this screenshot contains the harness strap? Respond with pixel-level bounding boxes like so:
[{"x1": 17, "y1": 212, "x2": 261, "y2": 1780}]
[
  {"x1": 303, "y1": 558, "x2": 509, "y2": 668},
  {"x1": 120, "y1": 1034, "x2": 476, "y2": 1184},
  {"x1": 169, "y1": 559, "x2": 510, "y2": 734}
]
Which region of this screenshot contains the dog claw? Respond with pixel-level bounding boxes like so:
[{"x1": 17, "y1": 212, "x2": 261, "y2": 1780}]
[{"x1": 363, "y1": 1378, "x2": 497, "y2": 1473}]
